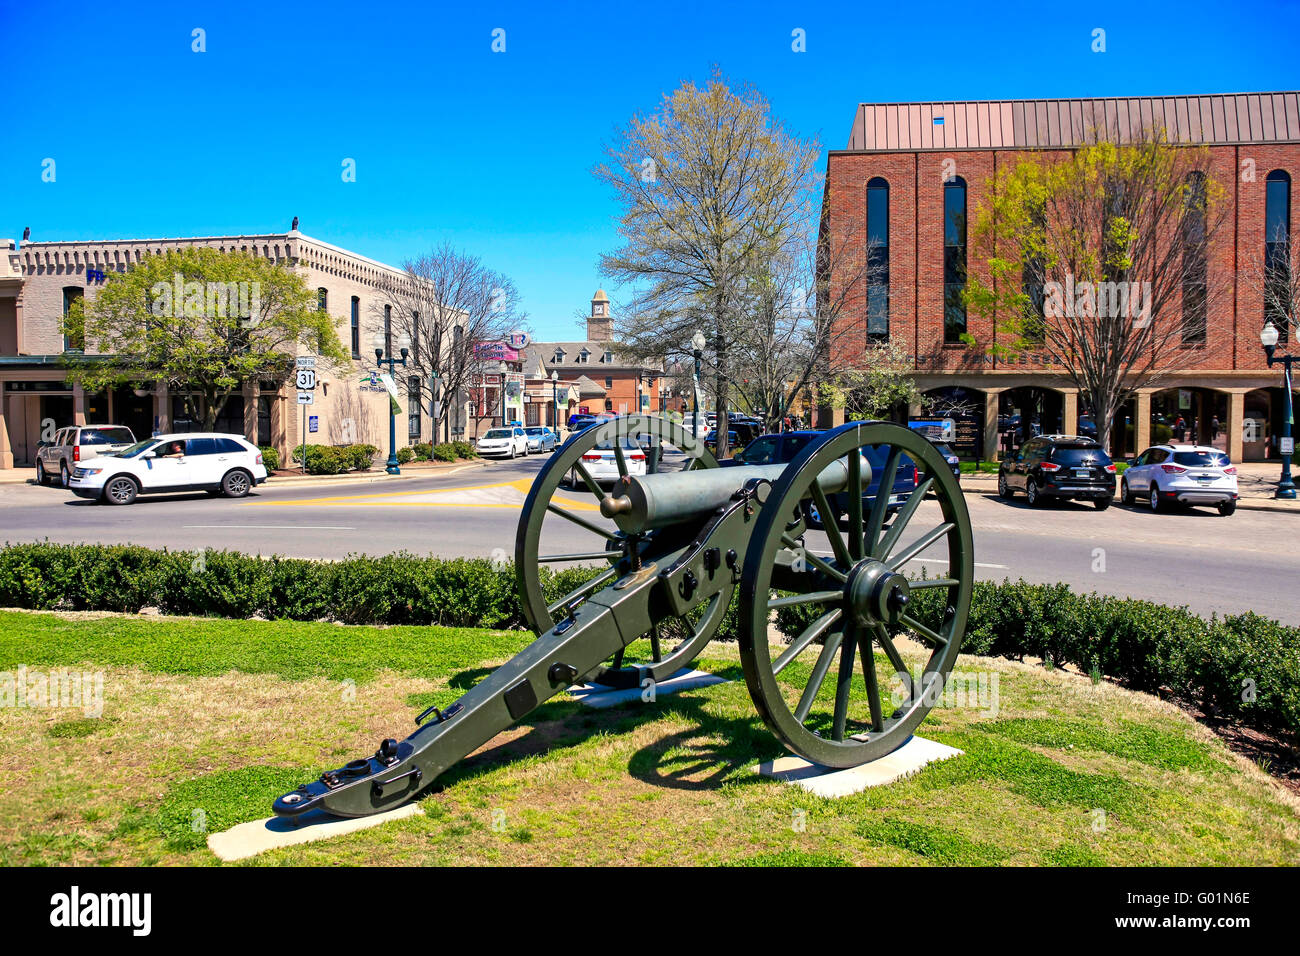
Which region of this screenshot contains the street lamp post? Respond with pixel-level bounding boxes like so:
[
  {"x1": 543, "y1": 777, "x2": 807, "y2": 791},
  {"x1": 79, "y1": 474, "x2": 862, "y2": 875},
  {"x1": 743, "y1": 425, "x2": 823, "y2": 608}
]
[
  {"x1": 498, "y1": 360, "x2": 508, "y2": 426},
  {"x1": 373, "y1": 331, "x2": 410, "y2": 475},
  {"x1": 1260, "y1": 322, "x2": 1297, "y2": 499},
  {"x1": 691, "y1": 330, "x2": 705, "y2": 429}
]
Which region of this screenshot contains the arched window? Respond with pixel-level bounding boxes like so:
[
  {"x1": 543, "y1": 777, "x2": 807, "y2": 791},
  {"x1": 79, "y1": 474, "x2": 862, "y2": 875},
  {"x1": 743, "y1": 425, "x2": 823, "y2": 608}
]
[
  {"x1": 1182, "y1": 171, "x2": 1208, "y2": 344},
  {"x1": 1022, "y1": 203, "x2": 1047, "y2": 344},
  {"x1": 317, "y1": 287, "x2": 327, "y2": 311},
  {"x1": 1265, "y1": 169, "x2": 1292, "y2": 344},
  {"x1": 943, "y1": 176, "x2": 967, "y2": 343},
  {"x1": 866, "y1": 177, "x2": 890, "y2": 342}
]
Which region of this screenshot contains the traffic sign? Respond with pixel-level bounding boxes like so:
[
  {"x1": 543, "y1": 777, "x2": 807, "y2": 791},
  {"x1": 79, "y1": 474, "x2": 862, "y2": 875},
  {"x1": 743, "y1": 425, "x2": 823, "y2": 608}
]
[
  {"x1": 297, "y1": 391, "x2": 314, "y2": 405},
  {"x1": 296, "y1": 356, "x2": 317, "y2": 368},
  {"x1": 296, "y1": 369, "x2": 317, "y2": 390},
  {"x1": 1282, "y1": 437, "x2": 1295, "y2": 457}
]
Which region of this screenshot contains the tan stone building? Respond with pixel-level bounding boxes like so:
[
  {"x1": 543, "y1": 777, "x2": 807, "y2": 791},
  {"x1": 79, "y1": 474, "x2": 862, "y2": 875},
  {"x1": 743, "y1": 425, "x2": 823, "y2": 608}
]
[{"x1": 0, "y1": 230, "x2": 454, "y2": 469}]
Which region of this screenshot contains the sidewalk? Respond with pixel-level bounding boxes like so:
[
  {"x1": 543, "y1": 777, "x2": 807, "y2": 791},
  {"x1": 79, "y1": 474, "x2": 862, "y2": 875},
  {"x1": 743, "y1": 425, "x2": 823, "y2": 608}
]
[{"x1": 959, "y1": 461, "x2": 1300, "y2": 513}]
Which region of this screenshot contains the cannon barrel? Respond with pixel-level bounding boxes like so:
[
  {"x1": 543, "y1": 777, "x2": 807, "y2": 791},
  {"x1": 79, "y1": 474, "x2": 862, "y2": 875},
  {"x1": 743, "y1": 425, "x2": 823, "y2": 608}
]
[{"x1": 601, "y1": 457, "x2": 871, "y2": 534}]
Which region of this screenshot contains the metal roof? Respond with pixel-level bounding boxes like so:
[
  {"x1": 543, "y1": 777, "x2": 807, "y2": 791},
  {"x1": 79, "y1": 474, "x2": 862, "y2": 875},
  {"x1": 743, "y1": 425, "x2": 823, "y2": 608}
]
[{"x1": 843, "y1": 92, "x2": 1300, "y2": 152}]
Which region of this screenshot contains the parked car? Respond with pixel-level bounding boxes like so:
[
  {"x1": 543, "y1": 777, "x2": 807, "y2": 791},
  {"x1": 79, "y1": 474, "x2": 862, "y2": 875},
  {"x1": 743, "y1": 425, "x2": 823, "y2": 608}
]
[
  {"x1": 564, "y1": 435, "x2": 647, "y2": 486},
  {"x1": 723, "y1": 430, "x2": 917, "y2": 526},
  {"x1": 1077, "y1": 415, "x2": 1098, "y2": 440},
  {"x1": 36, "y1": 424, "x2": 136, "y2": 488},
  {"x1": 68, "y1": 433, "x2": 267, "y2": 505},
  {"x1": 476, "y1": 426, "x2": 529, "y2": 458},
  {"x1": 680, "y1": 414, "x2": 710, "y2": 439},
  {"x1": 997, "y1": 434, "x2": 1116, "y2": 509},
  {"x1": 567, "y1": 413, "x2": 597, "y2": 431},
  {"x1": 930, "y1": 441, "x2": 962, "y2": 484},
  {"x1": 1121, "y1": 444, "x2": 1239, "y2": 515},
  {"x1": 524, "y1": 427, "x2": 557, "y2": 453},
  {"x1": 704, "y1": 428, "x2": 739, "y2": 453}
]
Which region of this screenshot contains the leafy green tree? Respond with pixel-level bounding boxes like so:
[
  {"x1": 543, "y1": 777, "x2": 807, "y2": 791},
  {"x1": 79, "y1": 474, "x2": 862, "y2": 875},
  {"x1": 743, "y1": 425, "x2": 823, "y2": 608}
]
[
  {"x1": 818, "y1": 342, "x2": 920, "y2": 421},
  {"x1": 64, "y1": 248, "x2": 349, "y2": 430}
]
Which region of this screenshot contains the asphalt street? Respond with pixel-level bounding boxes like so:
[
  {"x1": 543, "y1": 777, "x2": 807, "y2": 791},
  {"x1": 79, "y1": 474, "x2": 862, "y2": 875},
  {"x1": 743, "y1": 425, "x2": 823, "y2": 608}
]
[{"x1": 2, "y1": 454, "x2": 1297, "y2": 624}]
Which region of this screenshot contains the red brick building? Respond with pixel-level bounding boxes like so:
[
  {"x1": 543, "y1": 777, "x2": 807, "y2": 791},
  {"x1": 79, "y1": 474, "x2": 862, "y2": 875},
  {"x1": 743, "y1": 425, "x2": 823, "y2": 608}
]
[{"x1": 823, "y1": 92, "x2": 1300, "y2": 462}]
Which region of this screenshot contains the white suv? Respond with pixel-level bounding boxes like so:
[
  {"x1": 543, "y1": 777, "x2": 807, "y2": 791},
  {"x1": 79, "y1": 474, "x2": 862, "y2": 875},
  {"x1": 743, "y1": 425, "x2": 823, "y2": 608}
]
[
  {"x1": 476, "y1": 427, "x2": 529, "y2": 458},
  {"x1": 68, "y1": 432, "x2": 268, "y2": 505},
  {"x1": 36, "y1": 425, "x2": 136, "y2": 488},
  {"x1": 1121, "y1": 444, "x2": 1239, "y2": 515}
]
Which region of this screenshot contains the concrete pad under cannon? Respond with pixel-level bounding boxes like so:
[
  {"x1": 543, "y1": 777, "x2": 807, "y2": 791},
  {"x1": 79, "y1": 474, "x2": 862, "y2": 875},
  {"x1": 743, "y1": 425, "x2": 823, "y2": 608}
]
[
  {"x1": 754, "y1": 736, "x2": 963, "y2": 798},
  {"x1": 567, "y1": 668, "x2": 728, "y2": 708},
  {"x1": 208, "y1": 803, "x2": 423, "y2": 862}
]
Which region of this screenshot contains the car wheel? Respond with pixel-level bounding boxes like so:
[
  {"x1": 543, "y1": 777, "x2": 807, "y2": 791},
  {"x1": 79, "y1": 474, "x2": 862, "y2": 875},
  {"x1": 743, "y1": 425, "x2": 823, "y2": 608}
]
[
  {"x1": 1025, "y1": 478, "x2": 1042, "y2": 507},
  {"x1": 60, "y1": 462, "x2": 71, "y2": 489},
  {"x1": 221, "y1": 469, "x2": 252, "y2": 498},
  {"x1": 1120, "y1": 478, "x2": 1134, "y2": 505},
  {"x1": 103, "y1": 476, "x2": 138, "y2": 506},
  {"x1": 997, "y1": 473, "x2": 1012, "y2": 498},
  {"x1": 1217, "y1": 500, "x2": 1236, "y2": 517},
  {"x1": 36, "y1": 461, "x2": 48, "y2": 486},
  {"x1": 1149, "y1": 485, "x2": 1162, "y2": 513},
  {"x1": 1094, "y1": 496, "x2": 1111, "y2": 511}
]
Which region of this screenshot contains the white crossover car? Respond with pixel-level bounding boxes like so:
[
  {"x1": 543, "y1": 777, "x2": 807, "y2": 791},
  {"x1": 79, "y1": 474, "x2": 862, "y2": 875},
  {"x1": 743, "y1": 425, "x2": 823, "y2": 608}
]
[
  {"x1": 565, "y1": 436, "x2": 647, "y2": 486},
  {"x1": 476, "y1": 427, "x2": 529, "y2": 458},
  {"x1": 68, "y1": 433, "x2": 268, "y2": 505},
  {"x1": 1121, "y1": 444, "x2": 1239, "y2": 515}
]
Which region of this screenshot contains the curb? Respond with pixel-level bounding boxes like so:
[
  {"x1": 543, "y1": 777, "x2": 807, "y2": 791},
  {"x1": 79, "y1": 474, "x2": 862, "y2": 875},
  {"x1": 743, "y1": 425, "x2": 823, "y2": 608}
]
[{"x1": 957, "y1": 479, "x2": 1299, "y2": 514}]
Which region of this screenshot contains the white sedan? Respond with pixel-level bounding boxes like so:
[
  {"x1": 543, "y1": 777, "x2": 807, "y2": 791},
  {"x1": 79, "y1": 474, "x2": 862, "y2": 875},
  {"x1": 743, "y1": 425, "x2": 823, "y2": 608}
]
[
  {"x1": 68, "y1": 433, "x2": 268, "y2": 505},
  {"x1": 1121, "y1": 444, "x2": 1239, "y2": 515},
  {"x1": 566, "y1": 436, "x2": 647, "y2": 486},
  {"x1": 476, "y1": 427, "x2": 529, "y2": 458}
]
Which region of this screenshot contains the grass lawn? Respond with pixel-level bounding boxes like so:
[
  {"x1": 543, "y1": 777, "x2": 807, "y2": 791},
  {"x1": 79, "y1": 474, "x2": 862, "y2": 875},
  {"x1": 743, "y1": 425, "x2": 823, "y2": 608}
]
[{"x1": 0, "y1": 609, "x2": 1295, "y2": 866}]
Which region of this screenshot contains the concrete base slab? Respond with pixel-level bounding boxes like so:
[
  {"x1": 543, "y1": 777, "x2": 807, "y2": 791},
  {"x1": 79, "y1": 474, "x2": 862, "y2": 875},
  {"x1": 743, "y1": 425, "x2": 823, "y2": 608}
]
[
  {"x1": 568, "y1": 667, "x2": 728, "y2": 709},
  {"x1": 207, "y1": 803, "x2": 424, "y2": 862},
  {"x1": 754, "y1": 736, "x2": 963, "y2": 798}
]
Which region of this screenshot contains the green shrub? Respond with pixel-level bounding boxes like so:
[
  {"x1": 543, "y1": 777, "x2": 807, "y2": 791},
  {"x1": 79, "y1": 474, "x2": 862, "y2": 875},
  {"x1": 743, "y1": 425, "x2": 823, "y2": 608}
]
[
  {"x1": 259, "y1": 446, "x2": 280, "y2": 471},
  {"x1": 344, "y1": 444, "x2": 376, "y2": 471},
  {"x1": 412, "y1": 442, "x2": 433, "y2": 461},
  {"x1": 452, "y1": 441, "x2": 476, "y2": 459},
  {"x1": 396, "y1": 447, "x2": 414, "y2": 464},
  {"x1": 303, "y1": 445, "x2": 345, "y2": 475},
  {"x1": 432, "y1": 443, "x2": 458, "y2": 462}
]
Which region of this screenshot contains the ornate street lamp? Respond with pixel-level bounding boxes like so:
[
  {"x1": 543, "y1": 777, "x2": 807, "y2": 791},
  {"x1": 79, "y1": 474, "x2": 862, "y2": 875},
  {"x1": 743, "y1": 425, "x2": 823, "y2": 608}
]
[
  {"x1": 691, "y1": 330, "x2": 705, "y2": 427},
  {"x1": 550, "y1": 369, "x2": 560, "y2": 435},
  {"x1": 1260, "y1": 322, "x2": 1296, "y2": 499},
  {"x1": 374, "y1": 330, "x2": 410, "y2": 475}
]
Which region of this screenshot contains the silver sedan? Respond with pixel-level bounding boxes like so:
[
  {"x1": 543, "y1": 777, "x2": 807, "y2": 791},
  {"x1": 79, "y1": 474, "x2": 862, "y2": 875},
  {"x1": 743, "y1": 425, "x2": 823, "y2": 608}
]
[{"x1": 524, "y1": 427, "x2": 558, "y2": 453}]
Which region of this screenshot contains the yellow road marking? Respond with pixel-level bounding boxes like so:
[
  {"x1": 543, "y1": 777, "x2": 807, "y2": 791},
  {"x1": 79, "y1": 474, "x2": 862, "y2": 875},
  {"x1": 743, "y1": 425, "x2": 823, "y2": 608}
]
[{"x1": 247, "y1": 476, "x2": 603, "y2": 511}]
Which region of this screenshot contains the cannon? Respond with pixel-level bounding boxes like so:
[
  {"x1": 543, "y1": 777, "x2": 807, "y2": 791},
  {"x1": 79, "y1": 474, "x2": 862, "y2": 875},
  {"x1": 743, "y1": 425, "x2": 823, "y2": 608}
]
[{"x1": 273, "y1": 417, "x2": 973, "y2": 819}]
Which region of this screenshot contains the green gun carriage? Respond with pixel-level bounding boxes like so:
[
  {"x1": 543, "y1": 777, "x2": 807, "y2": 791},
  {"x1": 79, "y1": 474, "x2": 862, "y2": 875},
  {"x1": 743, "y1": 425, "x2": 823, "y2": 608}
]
[{"x1": 274, "y1": 417, "x2": 974, "y2": 819}]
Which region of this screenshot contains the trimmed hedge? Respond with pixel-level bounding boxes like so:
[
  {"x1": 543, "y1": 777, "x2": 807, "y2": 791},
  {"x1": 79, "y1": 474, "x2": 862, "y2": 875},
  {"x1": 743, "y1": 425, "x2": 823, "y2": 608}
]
[
  {"x1": 289, "y1": 443, "x2": 378, "y2": 475},
  {"x1": 0, "y1": 543, "x2": 592, "y2": 630},
  {"x1": 259, "y1": 446, "x2": 280, "y2": 471}
]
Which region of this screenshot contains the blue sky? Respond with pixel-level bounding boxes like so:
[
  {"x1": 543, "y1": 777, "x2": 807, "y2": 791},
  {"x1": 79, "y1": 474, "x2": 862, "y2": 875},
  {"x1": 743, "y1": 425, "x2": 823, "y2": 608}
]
[{"x1": 4, "y1": 0, "x2": 1298, "y2": 340}]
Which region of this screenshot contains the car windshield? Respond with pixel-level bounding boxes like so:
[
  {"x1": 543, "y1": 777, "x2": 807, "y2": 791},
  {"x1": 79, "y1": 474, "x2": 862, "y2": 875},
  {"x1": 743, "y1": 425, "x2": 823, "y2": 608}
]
[
  {"x1": 526, "y1": 428, "x2": 546, "y2": 436},
  {"x1": 483, "y1": 429, "x2": 511, "y2": 439},
  {"x1": 116, "y1": 439, "x2": 163, "y2": 459},
  {"x1": 80, "y1": 427, "x2": 134, "y2": 445},
  {"x1": 1173, "y1": 451, "x2": 1230, "y2": 468},
  {"x1": 1052, "y1": 446, "x2": 1109, "y2": 464}
]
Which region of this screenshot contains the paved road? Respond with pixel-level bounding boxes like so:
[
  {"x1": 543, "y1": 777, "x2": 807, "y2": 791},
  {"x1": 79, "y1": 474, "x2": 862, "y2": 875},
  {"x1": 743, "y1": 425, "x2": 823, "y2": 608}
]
[{"x1": 2, "y1": 456, "x2": 1297, "y2": 624}]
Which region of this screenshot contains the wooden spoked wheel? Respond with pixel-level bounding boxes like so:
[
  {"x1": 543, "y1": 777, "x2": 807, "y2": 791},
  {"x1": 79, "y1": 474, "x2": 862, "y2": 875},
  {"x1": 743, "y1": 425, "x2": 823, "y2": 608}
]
[
  {"x1": 738, "y1": 421, "x2": 974, "y2": 768},
  {"x1": 515, "y1": 415, "x2": 722, "y2": 688}
]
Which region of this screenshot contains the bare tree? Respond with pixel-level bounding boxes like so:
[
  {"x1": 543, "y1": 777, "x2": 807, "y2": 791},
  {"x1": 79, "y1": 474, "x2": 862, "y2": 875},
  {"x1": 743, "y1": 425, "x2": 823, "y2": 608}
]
[
  {"x1": 967, "y1": 128, "x2": 1232, "y2": 453},
  {"x1": 370, "y1": 242, "x2": 527, "y2": 443},
  {"x1": 595, "y1": 69, "x2": 820, "y2": 458}
]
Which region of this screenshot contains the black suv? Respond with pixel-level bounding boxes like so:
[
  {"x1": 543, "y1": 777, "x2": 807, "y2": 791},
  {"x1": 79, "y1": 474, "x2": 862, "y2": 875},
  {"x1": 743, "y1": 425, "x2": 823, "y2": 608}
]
[{"x1": 997, "y1": 435, "x2": 1116, "y2": 509}]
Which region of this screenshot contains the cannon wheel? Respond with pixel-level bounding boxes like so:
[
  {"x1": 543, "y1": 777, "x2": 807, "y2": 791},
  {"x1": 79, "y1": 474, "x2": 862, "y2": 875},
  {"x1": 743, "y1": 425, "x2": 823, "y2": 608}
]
[
  {"x1": 738, "y1": 421, "x2": 973, "y2": 769},
  {"x1": 515, "y1": 414, "x2": 722, "y2": 688}
]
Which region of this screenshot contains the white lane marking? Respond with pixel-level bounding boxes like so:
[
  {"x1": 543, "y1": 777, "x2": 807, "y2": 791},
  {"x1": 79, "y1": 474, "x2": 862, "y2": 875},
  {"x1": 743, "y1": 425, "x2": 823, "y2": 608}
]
[{"x1": 183, "y1": 525, "x2": 356, "y2": 530}]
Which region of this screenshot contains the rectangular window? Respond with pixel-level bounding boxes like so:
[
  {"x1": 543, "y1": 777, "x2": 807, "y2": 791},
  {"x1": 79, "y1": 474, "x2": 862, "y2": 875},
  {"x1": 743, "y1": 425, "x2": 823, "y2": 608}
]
[
  {"x1": 350, "y1": 297, "x2": 360, "y2": 358},
  {"x1": 1182, "y1": 172, "x2": 1208, "y2": 345},
  {"x1": 408, "y1": 376, "x2": 422, "y2": 439},
  {"x1": 317, "y1": 288, "x2": 328, "y2": 311},
  {"x1": 605, "y1": 377, "x2": 613, "y2": 388},
  {"x1": 943, "y1": 179, "x2": 968, "y2": 343},
  {"x1": 411, "y1": 311, "x2": 420, "y2": 365},
  {"x1": 866, "y1": 178, "x2": 890, "y2": 342},
  {"x1": 384, "y1": 305, "x2": 392, "y2": 357}
]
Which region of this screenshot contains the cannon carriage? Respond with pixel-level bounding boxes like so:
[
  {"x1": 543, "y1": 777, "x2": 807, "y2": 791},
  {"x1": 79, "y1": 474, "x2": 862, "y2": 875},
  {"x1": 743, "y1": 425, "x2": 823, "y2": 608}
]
[{"x1": 274, "y1": 416, "x2": 973, "y2": 819}]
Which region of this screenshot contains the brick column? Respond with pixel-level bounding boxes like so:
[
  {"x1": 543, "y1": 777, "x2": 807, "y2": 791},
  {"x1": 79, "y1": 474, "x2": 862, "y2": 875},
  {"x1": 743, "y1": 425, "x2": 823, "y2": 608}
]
[
  {"x1": 1227, "y1": 390, "x2": 1247, "y2": 464},
  {"x1": 242, "y1": 382, "x2": 258, "y2": 443},
  {"x1": 1135, "y1": 390, "x2": 1154, "y2": 455},
  {"x1": 73, "y1": 384, "x2": 86, "y2": 426},
  {"x1": 983, "y1": 388, "x2": 1003, "y2": 461},
  {"x1": 0, "y1": 392, "x2": 13, "y2": 469},
  {"x1": 1061, "y1": 388, "x2": 1079, "y2": 436}
]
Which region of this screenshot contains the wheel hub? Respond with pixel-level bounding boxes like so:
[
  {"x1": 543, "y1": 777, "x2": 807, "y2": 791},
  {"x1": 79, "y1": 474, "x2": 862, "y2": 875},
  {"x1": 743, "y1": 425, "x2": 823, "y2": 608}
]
[{"x1": 845, "y1": 559, "x2": 910, "y2": 627}]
